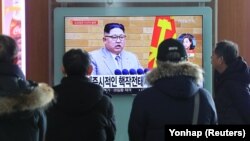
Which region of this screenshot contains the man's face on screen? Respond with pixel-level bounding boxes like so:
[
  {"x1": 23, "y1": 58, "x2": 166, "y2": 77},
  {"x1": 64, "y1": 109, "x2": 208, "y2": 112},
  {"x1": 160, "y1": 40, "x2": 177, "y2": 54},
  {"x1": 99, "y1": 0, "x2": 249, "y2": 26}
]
[{"x1": 103, "y1": 28, "x2": 126, "y2": 55}]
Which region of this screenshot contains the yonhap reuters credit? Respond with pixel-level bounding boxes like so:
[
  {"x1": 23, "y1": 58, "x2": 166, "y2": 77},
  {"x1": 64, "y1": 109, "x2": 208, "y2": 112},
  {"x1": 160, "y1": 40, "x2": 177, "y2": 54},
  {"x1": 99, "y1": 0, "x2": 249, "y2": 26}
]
[{"x1": 165, "y1": 125, "x2": 249, "y2": 140}]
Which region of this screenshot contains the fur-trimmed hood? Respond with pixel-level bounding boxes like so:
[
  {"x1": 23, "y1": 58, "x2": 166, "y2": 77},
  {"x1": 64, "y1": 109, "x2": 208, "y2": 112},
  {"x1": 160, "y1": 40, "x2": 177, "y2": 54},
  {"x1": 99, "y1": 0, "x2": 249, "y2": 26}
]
[
  {"x1": 146, "y1": 61, "x2": 204, "y2": 98},
  {"x1": 0, "y1": 83, "x2": 54, "y2": 115},
  {"x1": 147, "y1": 61, "x2": 203, "y2": 85}
]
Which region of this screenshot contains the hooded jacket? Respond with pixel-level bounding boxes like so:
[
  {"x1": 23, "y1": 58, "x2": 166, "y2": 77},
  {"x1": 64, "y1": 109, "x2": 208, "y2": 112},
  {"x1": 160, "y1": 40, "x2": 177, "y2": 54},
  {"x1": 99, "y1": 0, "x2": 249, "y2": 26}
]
[
  {"x1": 46, "y1": 76, "x2": 116, "y2": 141},
  {"x1": 214, "y1": 57, "x2": 250, "y2": 124},
  {"x1": 0, "y1": 63, "x2": 54, "y2": 141},
  {"x1": 128, "y1": 61, "x2": 217, "y2": 141}
]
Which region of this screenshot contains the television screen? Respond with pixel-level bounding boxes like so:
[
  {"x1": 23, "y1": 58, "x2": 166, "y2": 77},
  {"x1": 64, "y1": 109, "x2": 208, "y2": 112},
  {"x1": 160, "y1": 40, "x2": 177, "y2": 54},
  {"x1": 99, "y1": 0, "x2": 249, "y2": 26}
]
[
  {"x1": 54, "y1": 7, "x2": 212, "y2": 94},
  {"x1": 64, "y1": 15, "x2": 203, "y2": 94}
]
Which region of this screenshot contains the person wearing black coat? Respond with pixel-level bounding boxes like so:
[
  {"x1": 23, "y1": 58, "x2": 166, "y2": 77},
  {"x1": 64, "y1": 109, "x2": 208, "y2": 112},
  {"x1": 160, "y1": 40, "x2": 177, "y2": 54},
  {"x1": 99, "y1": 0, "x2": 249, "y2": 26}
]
[
  {"x1": 128, "y1": 38, "x2": 217, "y2": 141},
  {"x1": 0, "y1": 34, "x2": 54, "y2": 141},
  {"x1": 212, "y1": 40, "x2": 250, "y2": 124},
  {"x1": 46, "y1": 49, "x2": 116, "y2": 141}
]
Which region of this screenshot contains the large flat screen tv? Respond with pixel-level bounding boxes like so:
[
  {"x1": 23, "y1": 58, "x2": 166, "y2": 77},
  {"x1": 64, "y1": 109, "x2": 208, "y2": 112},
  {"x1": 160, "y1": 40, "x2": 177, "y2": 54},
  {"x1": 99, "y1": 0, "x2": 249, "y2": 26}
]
[{"x1": 54, "y1": 7, "x2": 212, "y2": 94}]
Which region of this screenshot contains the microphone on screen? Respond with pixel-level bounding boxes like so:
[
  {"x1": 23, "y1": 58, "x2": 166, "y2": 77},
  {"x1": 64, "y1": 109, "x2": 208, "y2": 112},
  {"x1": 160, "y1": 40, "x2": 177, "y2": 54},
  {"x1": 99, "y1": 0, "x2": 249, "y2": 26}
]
[
  {"x1": 137, "y1": 68, "x2": 144, "y2": 75},
  {"x1": 114, "y1": 69, "x2": 122, "y2": 75},
  {"x1": 122, "y1": 69, "x2": 129, "y2": 75},
  {"x1": 144, "y1": 68, "x2": 149, "y2": 74},
  {"x1": 129, "y1": 69, "x2": 137, "y2": 75}
]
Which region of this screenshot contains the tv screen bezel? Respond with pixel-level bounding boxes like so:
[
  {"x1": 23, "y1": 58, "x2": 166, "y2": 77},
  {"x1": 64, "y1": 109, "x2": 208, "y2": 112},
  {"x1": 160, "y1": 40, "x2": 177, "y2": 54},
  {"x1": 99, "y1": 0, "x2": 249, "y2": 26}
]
[{"x1": 54, "y1": 7, "x2": 212, "y2": 93}]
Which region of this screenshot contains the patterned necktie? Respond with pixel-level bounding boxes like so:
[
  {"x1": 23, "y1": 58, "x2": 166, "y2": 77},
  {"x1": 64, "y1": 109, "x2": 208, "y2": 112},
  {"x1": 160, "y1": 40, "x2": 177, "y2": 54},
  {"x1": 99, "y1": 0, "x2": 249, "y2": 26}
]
[{"x1": 115, "y1": 55, "x2": 121, "y2": 69}]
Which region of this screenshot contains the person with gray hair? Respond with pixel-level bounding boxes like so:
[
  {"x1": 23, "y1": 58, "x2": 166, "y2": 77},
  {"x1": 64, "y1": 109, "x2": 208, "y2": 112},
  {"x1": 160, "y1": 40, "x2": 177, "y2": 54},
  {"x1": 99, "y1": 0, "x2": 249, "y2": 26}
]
[
  {"x1": 0, "y1": 34, "x2": 54, "y2": 141},
  {"x1": 211, "y1": 40, "x2": 250, "y2": 124},
  {"x1": 128, "y1": 38, "x2": 217, "y2": 141}
]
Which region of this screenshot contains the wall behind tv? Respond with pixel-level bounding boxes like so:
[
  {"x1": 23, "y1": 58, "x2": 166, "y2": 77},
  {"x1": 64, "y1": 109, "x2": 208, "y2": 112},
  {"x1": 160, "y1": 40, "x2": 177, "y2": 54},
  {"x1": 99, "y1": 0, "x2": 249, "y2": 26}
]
[
  {"x1": 218, "y1": 0, "x2": 250, "y2": 64},
  {"x1": 25, "y1": 0, "x2": 51, "y2": 83}
]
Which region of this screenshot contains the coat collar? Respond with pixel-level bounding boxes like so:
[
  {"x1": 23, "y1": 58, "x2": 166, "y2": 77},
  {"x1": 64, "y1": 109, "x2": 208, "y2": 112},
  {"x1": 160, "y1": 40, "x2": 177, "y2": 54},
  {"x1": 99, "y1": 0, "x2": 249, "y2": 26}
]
[
  {"x1": 0, "y1": 83, "x2": 54, "y2": 115},
  {"x1": 146, "y1": 61, "x2": 204, "y2": 86}
]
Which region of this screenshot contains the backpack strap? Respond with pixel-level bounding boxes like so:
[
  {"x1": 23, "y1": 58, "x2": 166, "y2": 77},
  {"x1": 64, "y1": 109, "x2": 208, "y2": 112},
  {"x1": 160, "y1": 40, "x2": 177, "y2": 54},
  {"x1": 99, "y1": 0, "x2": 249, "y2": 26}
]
[{"x1": 192, "y1": 90, "x2": 200, "y2": 125}]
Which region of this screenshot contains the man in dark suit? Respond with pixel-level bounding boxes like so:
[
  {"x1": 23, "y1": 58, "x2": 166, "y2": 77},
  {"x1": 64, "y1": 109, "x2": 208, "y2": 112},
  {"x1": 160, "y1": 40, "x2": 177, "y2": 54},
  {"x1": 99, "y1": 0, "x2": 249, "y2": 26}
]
[{"x1": 90, "y1": 23, "x2": 142, "y2": 75}]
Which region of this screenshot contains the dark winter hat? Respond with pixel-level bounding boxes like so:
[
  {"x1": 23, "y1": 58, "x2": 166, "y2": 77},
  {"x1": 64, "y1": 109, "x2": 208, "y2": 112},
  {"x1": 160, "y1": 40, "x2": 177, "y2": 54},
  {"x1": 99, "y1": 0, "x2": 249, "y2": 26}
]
[{"x1": 157, "y1": 38, "x2": 188, "y2": 62}]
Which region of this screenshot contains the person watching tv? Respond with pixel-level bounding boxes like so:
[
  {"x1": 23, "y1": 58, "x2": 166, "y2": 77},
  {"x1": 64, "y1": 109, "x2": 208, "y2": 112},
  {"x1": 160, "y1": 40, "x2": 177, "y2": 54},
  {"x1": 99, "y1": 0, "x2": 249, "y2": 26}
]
[
  {"x1": 211, "y1": 40, "x2": 250, "y2": 124},
  {"x1": 46, "y1": 49, "x2": 116, "y2": 141},
  {"x1": 128, "y1": 38, "x2": 217, "y2": 141},
  {"x1": 90, "y1": 23, "x2": 142, "y2": 75},
  {"x1": 0, "y1": 34, "x2": 54, "y2": 141}
]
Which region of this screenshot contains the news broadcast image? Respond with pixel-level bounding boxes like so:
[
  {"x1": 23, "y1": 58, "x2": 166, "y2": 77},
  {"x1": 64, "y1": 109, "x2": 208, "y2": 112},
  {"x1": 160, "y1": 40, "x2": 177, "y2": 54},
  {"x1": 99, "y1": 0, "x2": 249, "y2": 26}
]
[{"x1": 64, "y1": 16, "x2": 203, "y2": 94}]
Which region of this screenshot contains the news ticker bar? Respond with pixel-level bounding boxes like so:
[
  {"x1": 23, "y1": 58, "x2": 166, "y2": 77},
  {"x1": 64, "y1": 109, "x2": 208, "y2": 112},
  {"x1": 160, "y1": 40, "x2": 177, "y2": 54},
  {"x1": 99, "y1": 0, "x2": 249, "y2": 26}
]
[
  {"x1": 90, "y1": 75, "x2": 146, "y2": 88},
  {"x1": 165, "y1": 125, "x2": 250, "y2": 140}
]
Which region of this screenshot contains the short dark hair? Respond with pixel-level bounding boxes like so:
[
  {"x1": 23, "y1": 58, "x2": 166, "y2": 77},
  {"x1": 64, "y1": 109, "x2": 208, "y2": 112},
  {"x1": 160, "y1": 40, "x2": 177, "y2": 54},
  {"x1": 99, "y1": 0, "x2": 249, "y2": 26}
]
[
  {"x1": 0, "y1": 34, "x2": 18, "y2": 63},
  {"x1": 214, "y1": 40, "x2": 239, "y2": 66},
  {"x1": 177, "y1": 33, "x2": 195, "y2": 50},
  {"x1": 182, "y1": 34, "x2": 195, "y2": 50},
  {"x1": 63, "y1": 49, "x2": 90, "y2": 76},
  {"x1": 104, "y1": 23, "x2": 125, "y2": 34}
]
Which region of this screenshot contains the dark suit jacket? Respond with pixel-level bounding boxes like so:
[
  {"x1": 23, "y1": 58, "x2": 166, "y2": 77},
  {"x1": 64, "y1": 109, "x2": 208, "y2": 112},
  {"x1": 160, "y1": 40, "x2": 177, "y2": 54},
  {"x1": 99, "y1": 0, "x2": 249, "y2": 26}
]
[{"x1": 90, "y1": 47, "x2": 142, "y2": 75}]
